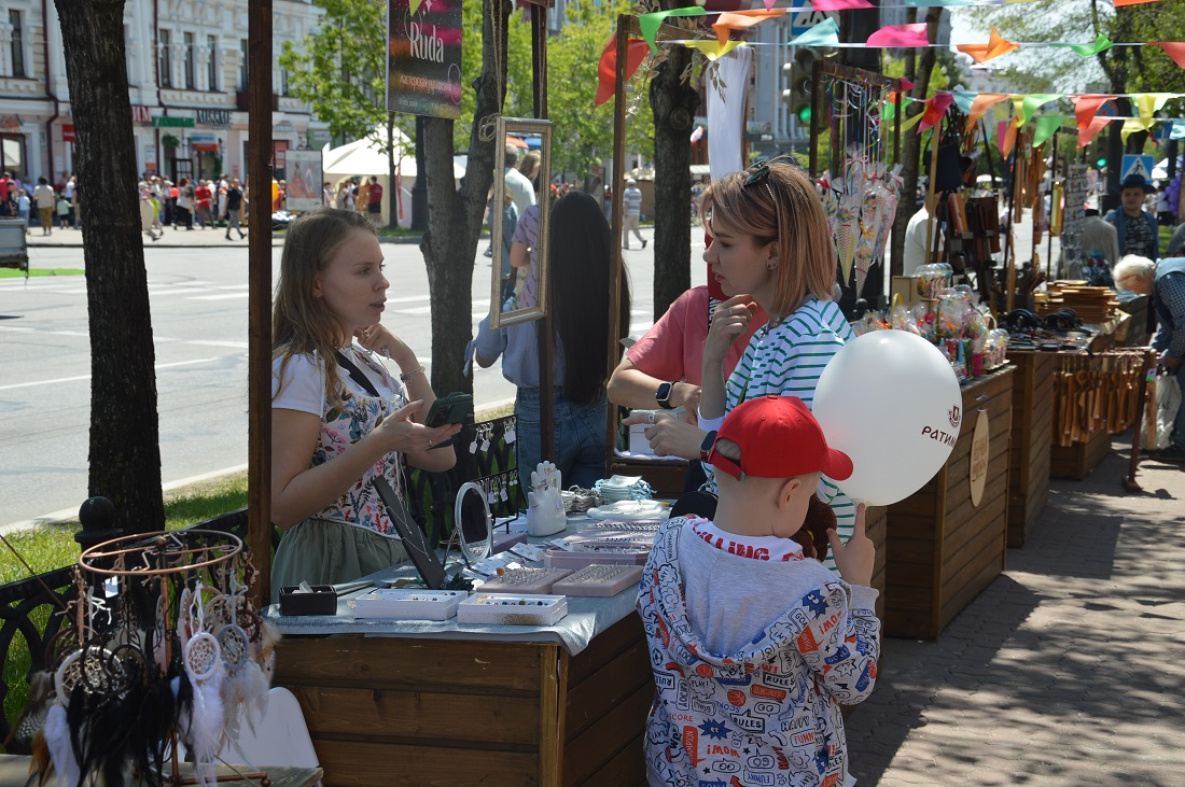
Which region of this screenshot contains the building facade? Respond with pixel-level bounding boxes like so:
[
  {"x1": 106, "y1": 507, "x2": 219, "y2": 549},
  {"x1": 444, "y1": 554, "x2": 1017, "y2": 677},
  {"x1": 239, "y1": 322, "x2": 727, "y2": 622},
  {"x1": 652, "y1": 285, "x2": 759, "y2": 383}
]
[{"x1": 0, "y1": 0, "x2": 328, "y2": 184}]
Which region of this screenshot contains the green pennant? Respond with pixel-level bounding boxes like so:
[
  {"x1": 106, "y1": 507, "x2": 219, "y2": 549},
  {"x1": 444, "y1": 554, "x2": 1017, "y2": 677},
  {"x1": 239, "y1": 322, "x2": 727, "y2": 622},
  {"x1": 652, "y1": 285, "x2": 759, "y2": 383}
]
[
  {"x1": 1033, "y1": 115, "x2": 1069, "y2": 148},
  {"x1": 1054, "y1": 34, "x2": 1112, "y2": 58},
  {"x1": 639, "y1": 7, "x2": 706, "y2": 54}
]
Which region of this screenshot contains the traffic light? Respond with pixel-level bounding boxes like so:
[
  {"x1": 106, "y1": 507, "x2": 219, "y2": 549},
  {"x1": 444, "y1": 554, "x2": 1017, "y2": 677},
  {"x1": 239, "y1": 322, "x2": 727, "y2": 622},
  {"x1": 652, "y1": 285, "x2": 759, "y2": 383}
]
[{"x1": 782, "y1": 47, "x2": 819, "y2": 128}]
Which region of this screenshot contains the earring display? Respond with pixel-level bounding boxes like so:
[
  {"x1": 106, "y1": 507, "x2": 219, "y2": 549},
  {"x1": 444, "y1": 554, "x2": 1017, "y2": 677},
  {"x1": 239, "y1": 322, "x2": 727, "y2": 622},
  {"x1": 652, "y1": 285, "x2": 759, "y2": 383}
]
[
  {"x1": 351, "y1": 589, "x2": 469, "y2": 621},
  {"x1": 476, "y1": 567, "x2": 573, "y2": 595},
  {"x1": 456, "y1": 593, "x2": 569, "y2": 626},
  {"x1": 551, "y1": 565, "x2": 645, "y2": 598},
  {"x1": 23, "y1": 529, "x2": 274, "y2": 787}
]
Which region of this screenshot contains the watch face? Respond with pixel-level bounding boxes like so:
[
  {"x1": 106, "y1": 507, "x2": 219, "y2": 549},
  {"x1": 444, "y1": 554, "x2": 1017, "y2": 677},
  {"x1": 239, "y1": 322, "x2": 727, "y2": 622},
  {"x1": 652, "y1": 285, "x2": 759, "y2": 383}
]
[
  {"x1": 700, "y1": 430, "x2": 718, "y2": 457},
  {"x1": 657, "y1": 382, "x2": 673, "y2": 407}
]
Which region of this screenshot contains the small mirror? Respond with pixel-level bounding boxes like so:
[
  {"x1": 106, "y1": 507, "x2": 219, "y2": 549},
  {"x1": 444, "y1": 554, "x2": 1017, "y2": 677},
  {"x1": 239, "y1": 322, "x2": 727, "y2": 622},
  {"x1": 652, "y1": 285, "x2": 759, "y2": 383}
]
[
  {"x1": 454, "y1": 481, "x2": 492, "y2": 565},
  {"x1": 489, "y1": 116, "x2": 552, "y2": 329}
]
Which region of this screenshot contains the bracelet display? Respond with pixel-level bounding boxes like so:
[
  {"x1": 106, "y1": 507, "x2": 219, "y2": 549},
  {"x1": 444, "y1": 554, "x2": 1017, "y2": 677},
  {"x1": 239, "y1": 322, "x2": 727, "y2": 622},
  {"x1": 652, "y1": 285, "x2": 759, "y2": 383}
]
[{"x1": 399, "y1": 366, "x2": 426, "y2": 383}]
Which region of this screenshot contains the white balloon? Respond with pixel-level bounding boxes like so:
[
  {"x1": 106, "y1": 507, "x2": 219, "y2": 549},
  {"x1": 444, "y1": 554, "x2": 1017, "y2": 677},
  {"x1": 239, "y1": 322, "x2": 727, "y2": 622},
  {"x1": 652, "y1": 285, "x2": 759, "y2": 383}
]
[{"x1": 813, "y1": 331, "x2": 962, "y2": 506}]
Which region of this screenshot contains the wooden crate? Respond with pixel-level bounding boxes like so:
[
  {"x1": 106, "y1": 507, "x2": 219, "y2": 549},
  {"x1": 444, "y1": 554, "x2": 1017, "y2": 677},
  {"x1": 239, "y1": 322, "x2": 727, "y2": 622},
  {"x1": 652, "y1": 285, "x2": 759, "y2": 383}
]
[
  {"x1": 884, "y1": 368, "x2": 1014, "y2": 640},
  {"x1": 1004, "y1": 352, "x2": 1054, "y2": 547},
  {"x1": 1050, "y1": 425, "x2": 1110, "y2": 480},
  {"x1": 274, "y1": 615, "x2": 652, "y2": 787}
]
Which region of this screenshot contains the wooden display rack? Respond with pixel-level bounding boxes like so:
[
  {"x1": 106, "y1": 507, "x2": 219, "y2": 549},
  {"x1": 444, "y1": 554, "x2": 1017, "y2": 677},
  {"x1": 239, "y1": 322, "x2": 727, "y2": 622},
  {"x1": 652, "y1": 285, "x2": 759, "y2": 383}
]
[
  {"x1": 1004, "y1": 352, "x2": 1054, "y2": 547},
  {"x1": 884, "y1": 367, "x2": 1014, "y2": 640},
  {"x1": 1050, "y1": 427, "x2": 1110, "y2": 481},
  {"x1": 274, "y1": 615, "x2": 651, "y2": 787}
]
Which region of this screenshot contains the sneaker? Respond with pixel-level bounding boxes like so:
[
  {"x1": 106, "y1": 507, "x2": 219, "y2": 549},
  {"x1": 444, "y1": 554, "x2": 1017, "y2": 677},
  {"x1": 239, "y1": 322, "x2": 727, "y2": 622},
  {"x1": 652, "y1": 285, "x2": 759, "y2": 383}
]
[
  {"x1": 642, "y1": 239, "x2": 648, "y2": 249},
  {"x1": 1152, "y1": 446, "x2": 1185, "y2": 463}
]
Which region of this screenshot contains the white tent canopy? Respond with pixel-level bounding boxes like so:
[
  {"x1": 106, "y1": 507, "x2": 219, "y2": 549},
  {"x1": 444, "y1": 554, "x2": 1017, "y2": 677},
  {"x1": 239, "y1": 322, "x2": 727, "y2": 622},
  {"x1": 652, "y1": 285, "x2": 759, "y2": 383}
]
[{"x1": 321, "y1": 126, "x2": 465, "y2": 179}]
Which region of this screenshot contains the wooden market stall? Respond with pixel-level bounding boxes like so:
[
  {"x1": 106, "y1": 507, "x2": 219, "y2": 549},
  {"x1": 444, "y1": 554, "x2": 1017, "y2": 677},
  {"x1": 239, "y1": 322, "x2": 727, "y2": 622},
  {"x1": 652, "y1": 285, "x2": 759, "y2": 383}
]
[
  {"x1": 884, "y1": 367, "x2": 1014, "y2": 640},
  {"x1": 1003, "y1": 351, "x2": 1054, "y2": 547}
]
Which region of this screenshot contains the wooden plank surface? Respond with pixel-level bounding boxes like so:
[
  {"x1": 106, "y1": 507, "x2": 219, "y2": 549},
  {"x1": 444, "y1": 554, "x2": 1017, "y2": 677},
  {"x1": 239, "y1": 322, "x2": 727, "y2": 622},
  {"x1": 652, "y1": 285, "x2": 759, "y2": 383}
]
[
  {"x1": 565, "y1": 636, "x2": 652, "y2": 741},
  {"x1": 314, "y1": 738, "x2": 538, "y2": 787},
  {"x1": 574, "y1": 732, "x2": 647, "y2": 787},
  {"x1": 562, "y1": 681, "x2": 654, "y2": 786}
]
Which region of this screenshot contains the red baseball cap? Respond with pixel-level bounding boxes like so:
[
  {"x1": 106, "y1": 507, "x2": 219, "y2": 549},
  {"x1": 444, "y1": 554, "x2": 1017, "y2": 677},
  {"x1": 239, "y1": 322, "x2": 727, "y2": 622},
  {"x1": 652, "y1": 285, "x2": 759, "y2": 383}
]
[{"x1": 703, "y1": 395, "x2": 853, "y2": 481}]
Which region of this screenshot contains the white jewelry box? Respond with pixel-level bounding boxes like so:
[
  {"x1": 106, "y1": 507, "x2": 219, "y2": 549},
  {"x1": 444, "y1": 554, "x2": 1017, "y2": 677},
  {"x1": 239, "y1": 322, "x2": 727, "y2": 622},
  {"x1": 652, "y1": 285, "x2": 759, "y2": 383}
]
[{"x1": 351, "y1": 589, "x2": 468, "y2": 621}]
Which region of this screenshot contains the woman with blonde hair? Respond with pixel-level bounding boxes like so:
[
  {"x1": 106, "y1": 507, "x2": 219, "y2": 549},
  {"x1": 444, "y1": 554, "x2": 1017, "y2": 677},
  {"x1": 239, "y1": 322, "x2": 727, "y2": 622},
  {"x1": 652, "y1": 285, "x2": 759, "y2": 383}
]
[
  {"x1": 270, "y1": 208, "x2": 461, "y2": 599},
  {"x1": 637, "y1": 159, "x2": 857, "y2": 550}
]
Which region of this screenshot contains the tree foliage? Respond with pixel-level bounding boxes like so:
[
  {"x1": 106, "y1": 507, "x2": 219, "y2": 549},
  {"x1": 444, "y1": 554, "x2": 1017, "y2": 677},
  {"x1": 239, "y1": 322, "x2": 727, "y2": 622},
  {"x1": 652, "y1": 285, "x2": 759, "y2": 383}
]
[{"x1": 279, "y1": 0, "x2": 413, "y2": 152}]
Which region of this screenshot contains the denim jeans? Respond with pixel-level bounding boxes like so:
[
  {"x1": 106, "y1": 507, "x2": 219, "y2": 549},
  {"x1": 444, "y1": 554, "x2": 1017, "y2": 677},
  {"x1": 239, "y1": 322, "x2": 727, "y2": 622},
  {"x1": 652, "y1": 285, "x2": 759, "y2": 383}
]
[{"x1": 515, "y1": 386, "x2": 607, "y2": 489}]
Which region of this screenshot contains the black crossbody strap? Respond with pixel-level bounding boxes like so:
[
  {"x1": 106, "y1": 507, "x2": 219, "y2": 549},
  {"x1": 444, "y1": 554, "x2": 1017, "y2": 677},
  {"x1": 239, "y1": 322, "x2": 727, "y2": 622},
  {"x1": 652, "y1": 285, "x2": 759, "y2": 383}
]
[{"x1": 334, "y1": 350, "x2": 380, "y2": 398}]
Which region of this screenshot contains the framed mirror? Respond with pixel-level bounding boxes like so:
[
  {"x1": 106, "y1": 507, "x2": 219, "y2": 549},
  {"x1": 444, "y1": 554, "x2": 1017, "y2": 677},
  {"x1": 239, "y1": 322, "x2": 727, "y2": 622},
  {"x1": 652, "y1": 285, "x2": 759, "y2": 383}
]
[
  {"x1": 489, "y1": 116, "x2": 552, "y2": 329},
  {"x1": 454, "y1": 481, "x2": 492, "y2": 566}
]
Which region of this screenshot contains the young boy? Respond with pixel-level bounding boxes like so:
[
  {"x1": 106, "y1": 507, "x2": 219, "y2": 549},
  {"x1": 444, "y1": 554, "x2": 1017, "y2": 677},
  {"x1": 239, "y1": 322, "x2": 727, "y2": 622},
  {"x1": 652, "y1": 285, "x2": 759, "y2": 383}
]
[{"x1": 637, "y1": 395, "x2": 879, "y2": 787}]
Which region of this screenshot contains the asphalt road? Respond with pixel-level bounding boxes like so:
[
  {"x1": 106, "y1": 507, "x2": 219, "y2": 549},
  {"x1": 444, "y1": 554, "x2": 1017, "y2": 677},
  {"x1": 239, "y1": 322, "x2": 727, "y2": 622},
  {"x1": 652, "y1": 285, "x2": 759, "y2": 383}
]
[{"x1": 0, "y1": 232, "x2": 673, "y2": 530}]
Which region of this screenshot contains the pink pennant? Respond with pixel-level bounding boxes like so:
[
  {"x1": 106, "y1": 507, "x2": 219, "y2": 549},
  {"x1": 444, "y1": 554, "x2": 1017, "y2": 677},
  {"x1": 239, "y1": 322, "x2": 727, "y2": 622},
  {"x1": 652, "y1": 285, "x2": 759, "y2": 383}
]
[
  {"x1": 919, "y1": 92, "x2": 954, "y2": 133},
  {"x1": 998, "y1": 119, "x2": 1018, "y2": 158},
  {"x1": 866, "y1": 23, "x2": 929, "y2": 49},
  {"x1": 1153, "y1": 42, "x2": 1185, "y2": 70},
  {"x1": 811, "y1": 0, "x2": 874, "y2": 9}
]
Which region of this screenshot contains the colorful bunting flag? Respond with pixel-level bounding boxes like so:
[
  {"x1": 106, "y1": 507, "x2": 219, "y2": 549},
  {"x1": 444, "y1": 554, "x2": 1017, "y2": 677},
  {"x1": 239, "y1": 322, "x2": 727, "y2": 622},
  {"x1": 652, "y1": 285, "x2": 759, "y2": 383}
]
[
  {"x1": 683, "y1": 40, "x2": 744, "y2": 61},
  {"x1": 1114, "y1": 0, "x2": 1160, "y2": 6},
  {"x1": 1135, "y1": 92, "x2": 1174, "y2": 131},
  {"x1": 866, "y1": 23, "x2": 929, "y2": 49},
  {"x1": 794, "y1": 18, "x2": 840, "y2": 49},
  {"x1": 712, "y1": 9, "x2": 785, "y2": 47},
  {"x1": 1052, "y1": 34, "x2": 1112, "y2": 58},
  {"x1": 967, "y1": 93, "x2": 1010, "y2": 127},
  {"x1": 1011, "y1": 93, "x2": 1062, "y2": 127},
  {"x1": 595, "y1": 35, "x2": 650, "y2": 106},
  {"x1": 956, "y1": 27, "x2": 1019, "y2": 64},
  {"x1": 1033, "y1": 115, "x2": 1069, "y2": 148},
  {"x1": 1072, "y1": 95, "x2": 1116, "y2": 149},
  {"x1": 811, "y1": 0, "x2": 874, "y2": 10},
  {"x1": 1153, "y1": 42, "x2": 1185, "y2": 70},
  {"x1": 999, "y1": 118, "x2": 1019, "y2": 159},
  {"x1": 952, "y1": 91, "x2": 976, "y2": 116},
  {"x1": 638, "y1": 7, "x2": 705, "y2": 54},
  {"x1": 919, "y1": 92, "x2": 954, "y2": 133}
]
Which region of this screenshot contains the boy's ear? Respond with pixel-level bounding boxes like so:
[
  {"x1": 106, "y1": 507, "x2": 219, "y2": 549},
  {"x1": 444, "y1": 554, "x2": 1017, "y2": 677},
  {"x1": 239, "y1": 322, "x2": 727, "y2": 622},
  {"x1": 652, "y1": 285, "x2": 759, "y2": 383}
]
[{"x1": 777, "y1": 477, "x2": 803, "y2": 509}]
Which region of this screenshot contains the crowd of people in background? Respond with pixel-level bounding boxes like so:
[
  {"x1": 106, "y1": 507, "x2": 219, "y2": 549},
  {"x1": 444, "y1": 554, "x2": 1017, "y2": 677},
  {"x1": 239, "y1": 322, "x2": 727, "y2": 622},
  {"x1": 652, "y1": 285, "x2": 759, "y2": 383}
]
[
  {"x1": 134, "y1": 173, "x2": 249, "y2": 242},
  {"x1": 0, "y1": 170, "x2": 82, "y2": 235}
]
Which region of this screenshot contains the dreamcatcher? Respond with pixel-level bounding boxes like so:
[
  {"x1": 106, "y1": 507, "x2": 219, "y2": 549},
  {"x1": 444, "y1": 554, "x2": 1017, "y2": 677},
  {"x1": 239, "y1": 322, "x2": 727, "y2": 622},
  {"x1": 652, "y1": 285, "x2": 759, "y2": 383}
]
[
  {"x1": 816, "y1": 74, "x2": 902, "y2": 297},
  {"x1": 23, "y1": 530, "x2": 278, "y2": 787}
]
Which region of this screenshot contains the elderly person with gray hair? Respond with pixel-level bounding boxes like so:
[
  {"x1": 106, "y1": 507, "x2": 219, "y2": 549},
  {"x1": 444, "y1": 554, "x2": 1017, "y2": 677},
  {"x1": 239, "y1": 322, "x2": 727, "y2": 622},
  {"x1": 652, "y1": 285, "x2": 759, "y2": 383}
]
[{"x1": 1115, "y1": 254, "x2": 1185, "y2": 461}]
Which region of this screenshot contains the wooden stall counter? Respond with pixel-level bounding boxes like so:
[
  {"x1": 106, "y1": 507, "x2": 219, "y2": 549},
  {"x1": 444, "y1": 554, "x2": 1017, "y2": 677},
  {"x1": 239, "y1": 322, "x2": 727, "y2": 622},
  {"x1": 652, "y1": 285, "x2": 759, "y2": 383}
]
[
  {"x1": 885, "y1": 366, "x2": 1014, "y2": 640},
  {"x1": 1004, "y1": 351, "x2": 1054, "y2": 547}
]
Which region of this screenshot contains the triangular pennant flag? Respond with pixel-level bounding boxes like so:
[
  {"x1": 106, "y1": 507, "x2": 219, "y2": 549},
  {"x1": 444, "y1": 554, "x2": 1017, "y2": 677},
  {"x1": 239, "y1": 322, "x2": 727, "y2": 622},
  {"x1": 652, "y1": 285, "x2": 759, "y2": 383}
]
[
  {"x1": 999, "y1": 118, "x2": 1019, "y2": 158},
  {"x1": 1115, "y1": 0, "x2": 1160, "y2": 6},
  {"x1": 1135, "y1": 92, "x2": 1174, "y2": 131},
  {"x1": 1171, "y1": 119, "x2": 1185, "y2": 141},
  {"x1": 1012, "y1": 93, "x2": 1061, "y2": 127},
  {"x1": 919, "y1": 92, "x2": 954, "y2": 133},
  {"x1": 639, "y1": 7, "x2": 706, "y2": 54},
  {"x1": 899, "y1": 110, "x2": 925, "y2": 134},
  {"x1": 1033, "y1": 115, "x2": 1069, "y2": 148},
  {"x1": 712, "y1": 9, "x2": 785, "y2": 47},
  {"x1": 956, "y1": 27, "x2": 1020, "y2": 64},
  {"x1": 866, "y1": 24, "x2": 929, "y2": 49},
  {"x1": 952, "y1": 91, "x2": 977, "y2": 116},
  {"x1": 1152, "y1": 42, "x2": 1185, "y2": 70},
  {"x1": 794, "y1": 18, "x2": 841, "y2": 49},
  {"x1": 968, "y1": 93, "x2": 1010, "y2": 127},
  {"x1": 812, "y1": 0, "x2": 874, "y2": 9},
  {"x1": 1121, "y1": 118, "x2": 1150, "y2": 144},
  {"x1": 1072, "y1": 95, "x2": 1116, "y2": 129},
  {"x1": 1052, "y1": 34, "x2": 1112, "y2": 58},
  {"x1": 683, "y1": 39, "x2": 744, "y2": 61},
  {"x1": 595, "y1": 34, "x2": 650, "y2": 106}
]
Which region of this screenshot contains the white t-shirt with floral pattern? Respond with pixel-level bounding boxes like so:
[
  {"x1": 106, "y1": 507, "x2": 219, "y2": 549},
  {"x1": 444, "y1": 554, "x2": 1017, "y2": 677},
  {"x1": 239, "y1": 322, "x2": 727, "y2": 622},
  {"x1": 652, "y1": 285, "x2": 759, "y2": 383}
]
[{"x1": 272, "y1": 343, "x2": 408, "y2": 537}]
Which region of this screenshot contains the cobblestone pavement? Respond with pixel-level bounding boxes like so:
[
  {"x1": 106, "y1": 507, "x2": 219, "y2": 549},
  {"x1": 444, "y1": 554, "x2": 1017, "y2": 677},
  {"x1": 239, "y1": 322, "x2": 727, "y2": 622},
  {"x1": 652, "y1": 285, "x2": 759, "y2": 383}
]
[{"x1": 846, "y1": 435, "x2": 1185, "y2": 786}]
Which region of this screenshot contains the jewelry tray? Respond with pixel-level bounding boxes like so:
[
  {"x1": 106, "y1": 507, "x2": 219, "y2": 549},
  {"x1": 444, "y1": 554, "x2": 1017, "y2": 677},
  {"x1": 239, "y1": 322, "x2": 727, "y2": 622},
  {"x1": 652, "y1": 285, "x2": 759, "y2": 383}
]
[
  {"x1": 551, "y1": 565, "x2": 643, "y2": 597},
  {"x1": 457, "y1": 593, "x2": 569, "y2": 626},
  {"x1": 477, "y1": 567, "x2": 572, "y2": 594},
  {"x1": 351, "y1": 589, "x2": 468, "y2": 620},
  {"x1": 544, "y1": 546, "x2": 650, "y2": 569}
]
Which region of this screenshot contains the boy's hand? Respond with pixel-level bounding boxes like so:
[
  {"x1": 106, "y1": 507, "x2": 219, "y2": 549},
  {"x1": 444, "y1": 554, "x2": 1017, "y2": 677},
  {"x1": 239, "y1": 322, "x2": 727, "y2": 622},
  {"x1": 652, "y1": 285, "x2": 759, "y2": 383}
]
[{"x1": 828, "y1": 504, "x2": 875, "y2": 587}]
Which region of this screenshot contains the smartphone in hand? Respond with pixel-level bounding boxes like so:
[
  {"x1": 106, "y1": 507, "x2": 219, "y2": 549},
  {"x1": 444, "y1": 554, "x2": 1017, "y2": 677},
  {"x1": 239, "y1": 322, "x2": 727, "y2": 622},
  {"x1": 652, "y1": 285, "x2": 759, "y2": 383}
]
[{"x1": 424, "y1": 392, "x2": 473, "y2": 448}]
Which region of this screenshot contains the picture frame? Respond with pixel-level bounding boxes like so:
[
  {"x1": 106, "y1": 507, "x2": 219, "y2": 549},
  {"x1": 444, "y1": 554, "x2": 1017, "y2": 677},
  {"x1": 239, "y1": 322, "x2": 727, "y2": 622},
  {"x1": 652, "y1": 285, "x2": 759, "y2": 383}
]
[{"x1": 489, "y1": 116, "x2": 552, "y2": 329}]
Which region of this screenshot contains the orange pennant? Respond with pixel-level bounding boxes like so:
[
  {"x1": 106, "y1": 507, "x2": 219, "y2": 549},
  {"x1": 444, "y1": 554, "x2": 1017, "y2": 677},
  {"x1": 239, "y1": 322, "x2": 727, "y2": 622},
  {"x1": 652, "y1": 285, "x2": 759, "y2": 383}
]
[
  {"x1": 998, "y1": 118, "x2": 1019, "y2": 159},
  {"x1": 712, "y1": 9, "x2": 786, "y2": 47},
  {"x1": 967, "y1": 93, "x2": 1010, "y2": 127},
  {"x1": 956, "y1": 27, "x2": 1020, "y2": 64},
  {"x1": 1072, "y1": 95, "x2": 1115, "y2": 150}
]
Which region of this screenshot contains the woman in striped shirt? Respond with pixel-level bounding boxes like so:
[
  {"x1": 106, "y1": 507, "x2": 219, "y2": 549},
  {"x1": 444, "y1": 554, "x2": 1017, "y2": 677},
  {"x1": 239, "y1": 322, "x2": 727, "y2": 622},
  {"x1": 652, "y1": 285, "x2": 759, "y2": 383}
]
[{"x1": 696, "y1": 159, "x2": 857, "y2": 552}]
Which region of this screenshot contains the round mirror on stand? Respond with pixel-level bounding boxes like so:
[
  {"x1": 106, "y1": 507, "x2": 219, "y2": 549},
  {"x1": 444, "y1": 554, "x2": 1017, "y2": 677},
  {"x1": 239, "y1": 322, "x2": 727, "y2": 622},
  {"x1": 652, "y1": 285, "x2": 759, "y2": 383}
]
[{"x1": 455, "y1": 481, "x2": 493, "y2": 566}]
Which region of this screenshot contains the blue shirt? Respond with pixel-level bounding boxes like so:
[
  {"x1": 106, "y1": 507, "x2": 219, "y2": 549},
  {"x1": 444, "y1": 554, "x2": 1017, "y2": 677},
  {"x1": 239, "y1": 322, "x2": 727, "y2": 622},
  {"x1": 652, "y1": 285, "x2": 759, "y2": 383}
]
[{"x1": 473, "y1": 315, "x2": 566, "y2": 389}]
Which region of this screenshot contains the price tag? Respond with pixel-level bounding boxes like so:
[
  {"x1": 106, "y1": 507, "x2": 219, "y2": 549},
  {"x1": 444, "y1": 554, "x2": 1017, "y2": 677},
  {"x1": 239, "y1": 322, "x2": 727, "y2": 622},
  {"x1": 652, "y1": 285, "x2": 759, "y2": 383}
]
[{"x1": 509, "y1": 543, "x2": 546, "y2": 562}]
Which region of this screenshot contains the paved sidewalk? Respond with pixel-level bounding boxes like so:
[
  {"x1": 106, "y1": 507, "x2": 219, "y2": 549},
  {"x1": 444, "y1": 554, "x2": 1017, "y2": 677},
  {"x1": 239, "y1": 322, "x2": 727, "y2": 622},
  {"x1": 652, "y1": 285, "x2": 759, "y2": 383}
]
[
  {"x1": 22, "y1": 225, "x2": 427, "y2": 249},
  {"x1": 846, "y1": 435, "x2": 1185, "y2": 786}
]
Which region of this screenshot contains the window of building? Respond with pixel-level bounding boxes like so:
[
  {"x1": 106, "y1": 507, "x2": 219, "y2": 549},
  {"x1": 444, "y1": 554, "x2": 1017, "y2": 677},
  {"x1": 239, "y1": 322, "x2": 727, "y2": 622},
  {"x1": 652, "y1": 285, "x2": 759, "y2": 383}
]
[
  {"x1": 184, "y1": 32, "x2": 195, "y2": 89},
  {"x1": 280, "y1": 66, "x2": 289, "y2": 96},
  {"x1": 207, "y1": 35, "x2": 218, "y2": 91},
  {"x1": 1, "y1": 134, "x2": 25, "y2": 175},
  {"x1": 159, "y1": 29, "x2": 172, "y2": 88},
  {"x1": 9, "y1": 10, "x2": 25, "y2": 78},
  {"x1": 239, "y1": 39, "x2": 248, "y2": 91}
]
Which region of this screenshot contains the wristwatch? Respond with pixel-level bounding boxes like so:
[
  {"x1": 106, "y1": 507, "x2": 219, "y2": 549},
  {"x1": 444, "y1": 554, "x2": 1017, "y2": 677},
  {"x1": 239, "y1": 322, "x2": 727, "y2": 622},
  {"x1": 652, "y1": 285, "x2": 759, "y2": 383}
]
[
  {"x1": 699, "y1": 430, "x2": 718, "y2": 462},
  {"x1": 656, "y1": 381, "x2": 677, "y2": 409}
]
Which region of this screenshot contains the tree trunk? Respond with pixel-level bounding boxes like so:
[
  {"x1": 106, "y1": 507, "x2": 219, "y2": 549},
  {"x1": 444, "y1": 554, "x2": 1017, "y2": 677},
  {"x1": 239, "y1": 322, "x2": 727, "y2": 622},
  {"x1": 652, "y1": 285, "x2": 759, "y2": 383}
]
[
  {"x1": 419, "y1": 0, "x2": 512, "y2": 397},
  {"x1": 56, "y1": 0, "x2": 164, "y2": 533},
  {"x1": 649, "y1": 44, "x2": 697, "y2": 322},
  {"x1": 890, "y1": 8, "x2": 941, "y2": 279}
]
